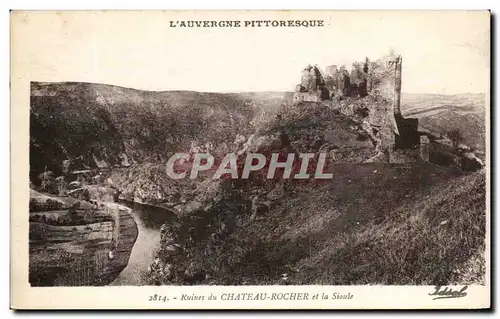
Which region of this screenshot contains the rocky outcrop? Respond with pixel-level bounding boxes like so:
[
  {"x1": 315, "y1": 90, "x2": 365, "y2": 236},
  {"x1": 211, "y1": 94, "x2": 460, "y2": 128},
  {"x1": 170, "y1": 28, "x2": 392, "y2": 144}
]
[{"x1": 29, "y1": 191, "x2": 138, "y2": 286}]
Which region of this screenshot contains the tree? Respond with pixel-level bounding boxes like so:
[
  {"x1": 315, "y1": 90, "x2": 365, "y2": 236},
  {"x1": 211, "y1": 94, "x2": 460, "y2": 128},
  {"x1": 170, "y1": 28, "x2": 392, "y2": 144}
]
[
  {"x1": 447, "y1": 128, "x2": 463, "y2": 152},
  {"x1": 38, "y1": 170, "x2": 57, "y2": 194}
]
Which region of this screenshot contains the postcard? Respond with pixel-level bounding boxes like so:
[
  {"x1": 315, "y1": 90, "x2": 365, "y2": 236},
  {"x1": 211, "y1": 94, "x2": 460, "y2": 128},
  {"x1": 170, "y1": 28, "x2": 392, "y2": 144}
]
[{"x1": 10, "y1": 10, "x2": 490, "y2": 309}]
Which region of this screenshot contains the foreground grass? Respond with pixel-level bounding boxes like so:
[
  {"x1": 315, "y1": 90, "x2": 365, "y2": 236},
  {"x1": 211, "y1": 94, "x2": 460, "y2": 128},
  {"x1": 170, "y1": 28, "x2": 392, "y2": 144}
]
[
  {"x1": 290, "y1": 170, "x2": 486, "y2": 285},
  {"x1": 209, "y1": 163, "x2": 485, "y2": 286}
]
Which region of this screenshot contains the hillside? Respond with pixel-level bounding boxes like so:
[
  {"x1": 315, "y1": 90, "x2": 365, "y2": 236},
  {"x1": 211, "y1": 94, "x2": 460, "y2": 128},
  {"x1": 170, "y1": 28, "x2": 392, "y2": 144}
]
[
  {"x1": 287, "y1": 169, "x2": 485, "y2": 285},
  {"x1": 401, "y1": 93, "x2": 487, "y2": 151},
  {"x1": 30, "y1": 82, "x2": 287, "y2": 180},
  {"x1": 419, "y1": 110, "x2": 486, "y2": 151}
]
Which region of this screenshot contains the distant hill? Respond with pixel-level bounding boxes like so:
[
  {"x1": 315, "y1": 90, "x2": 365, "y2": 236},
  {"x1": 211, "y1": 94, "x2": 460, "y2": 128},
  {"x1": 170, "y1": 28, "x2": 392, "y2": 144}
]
[
  {"x1": 419, "y1": 110, "x2": 486, "y2": 151},
  {"x1": 30, "y1": 82, "x2": 292, "y2": 179},
  {"x1": 401, "y1": 92, "x2": 486, "y2": 116},
  {"x1": 401, "y1": 93, "x2": 487, "y2": 151}
]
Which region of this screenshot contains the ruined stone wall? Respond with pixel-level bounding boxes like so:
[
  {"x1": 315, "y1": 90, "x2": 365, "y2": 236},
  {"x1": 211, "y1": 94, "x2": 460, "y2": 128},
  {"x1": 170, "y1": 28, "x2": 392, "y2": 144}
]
[
  {"x1": 325, "y1": 65, "x2": 338, "y2": 77},
  {"x1": 366, "y1": 97, "x2": 394, "y2": 156},
  {"x1": 356, "y1": 53, "x2": 401, "y2": 156},
  {"x1": 420, "y1": 136, "x2": 430, "y2": 162},
  {"x1": 292, "y1": 92, "x2": 320, "y2": 103},
  {"x1": 367, "y1": 53, "x2": 421, "y2": 162},
  {"x1": 293, "y1": 53, "x2": 423, "y2": 164},
  {"x1": 369, "y1": 53, "x2": 400, "y2": 107}
]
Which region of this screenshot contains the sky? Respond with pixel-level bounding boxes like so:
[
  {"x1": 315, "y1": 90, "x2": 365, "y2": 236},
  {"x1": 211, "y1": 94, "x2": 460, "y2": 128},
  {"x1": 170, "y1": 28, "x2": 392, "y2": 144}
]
[{"x1": 12, "y1": 11, "x2": 490, "y2": 94}]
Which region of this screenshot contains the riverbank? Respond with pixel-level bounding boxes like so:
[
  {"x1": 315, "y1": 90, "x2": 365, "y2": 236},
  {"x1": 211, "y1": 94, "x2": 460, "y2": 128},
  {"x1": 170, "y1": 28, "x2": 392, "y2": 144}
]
[
  {"x1": 29, "y1": 190, "x2": 138, "y2": 286},
  {"x1": 109, "y1": 200, "x2": 175, "y2": 286}
]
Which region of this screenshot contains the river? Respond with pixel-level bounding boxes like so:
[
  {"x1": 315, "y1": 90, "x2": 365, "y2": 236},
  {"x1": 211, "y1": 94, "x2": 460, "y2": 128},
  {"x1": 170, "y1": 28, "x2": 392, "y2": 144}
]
[{"x1": 109, "y1": 201, "x2": 175, "y2": 286}]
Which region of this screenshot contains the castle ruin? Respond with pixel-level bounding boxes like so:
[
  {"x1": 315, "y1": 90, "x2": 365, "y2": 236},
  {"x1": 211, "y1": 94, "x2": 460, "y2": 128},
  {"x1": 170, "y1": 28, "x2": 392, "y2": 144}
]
[{"x1": 293, "y1": 53, "x2": 425, "y2": 164}]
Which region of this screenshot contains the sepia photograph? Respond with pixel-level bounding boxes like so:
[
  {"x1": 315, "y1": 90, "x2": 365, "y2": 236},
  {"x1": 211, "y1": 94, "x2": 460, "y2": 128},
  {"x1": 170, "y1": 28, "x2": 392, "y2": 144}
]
[{"x1": 10, "y1": 10, "x2": 490, "y2": 309}]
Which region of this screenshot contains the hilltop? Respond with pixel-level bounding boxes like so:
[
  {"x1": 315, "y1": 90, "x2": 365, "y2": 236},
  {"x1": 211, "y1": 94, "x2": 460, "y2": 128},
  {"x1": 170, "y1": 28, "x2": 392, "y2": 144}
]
[{"x1": 401, "y1": 92, "x2": 486, "y2": 116}]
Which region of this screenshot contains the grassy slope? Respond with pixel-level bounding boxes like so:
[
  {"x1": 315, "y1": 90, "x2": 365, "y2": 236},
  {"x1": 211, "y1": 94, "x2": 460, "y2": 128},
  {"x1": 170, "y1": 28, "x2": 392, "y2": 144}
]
[
  {"x1": 222, "y1": 164, "x2": 485, "y2": 285},
  {"x1": 288, "y1": 169, "x2": 486, "y2": 285}
]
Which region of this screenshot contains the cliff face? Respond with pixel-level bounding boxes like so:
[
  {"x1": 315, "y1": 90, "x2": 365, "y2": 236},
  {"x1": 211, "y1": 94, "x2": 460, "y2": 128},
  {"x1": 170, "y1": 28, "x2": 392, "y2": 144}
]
[{"x1": 29, "y1": 190, "x2": 138, "y2": 286}]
